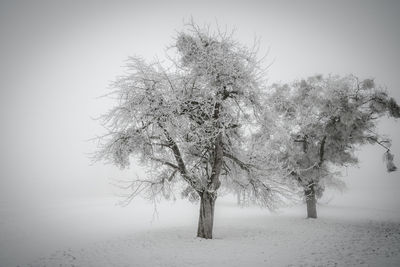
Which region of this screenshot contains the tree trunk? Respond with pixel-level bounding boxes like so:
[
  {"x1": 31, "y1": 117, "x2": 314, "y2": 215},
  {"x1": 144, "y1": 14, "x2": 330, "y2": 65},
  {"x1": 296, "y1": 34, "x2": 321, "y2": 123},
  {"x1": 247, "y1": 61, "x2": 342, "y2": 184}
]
[
  {"x1": 305, "y1": 183, "x2": 317, "y2": 219},
  {"x1": 197, "y1": 191, "x2": 216, "y2": 239}
]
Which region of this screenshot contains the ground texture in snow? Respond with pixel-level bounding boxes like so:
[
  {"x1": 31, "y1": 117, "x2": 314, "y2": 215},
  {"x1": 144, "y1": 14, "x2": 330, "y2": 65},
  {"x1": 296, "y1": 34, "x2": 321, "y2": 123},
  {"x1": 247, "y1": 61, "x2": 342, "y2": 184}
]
[{"x1": 1, "y1": 197, "x2": 400, "y2": 267}]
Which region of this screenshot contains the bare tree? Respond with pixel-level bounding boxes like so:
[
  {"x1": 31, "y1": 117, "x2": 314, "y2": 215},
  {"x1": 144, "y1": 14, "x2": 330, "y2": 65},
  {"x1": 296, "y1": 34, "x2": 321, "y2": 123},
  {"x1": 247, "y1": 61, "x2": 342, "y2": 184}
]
[{"x1": 95, "y1": 22, "x2": 270, "y2": 238}]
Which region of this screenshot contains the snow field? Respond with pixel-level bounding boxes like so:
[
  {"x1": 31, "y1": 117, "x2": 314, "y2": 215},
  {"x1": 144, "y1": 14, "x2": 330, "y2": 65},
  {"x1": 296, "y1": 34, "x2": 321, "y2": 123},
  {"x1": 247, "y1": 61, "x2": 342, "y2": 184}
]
[{"x1": 1, "y1": 196, "x2": 399, "y2": 266}]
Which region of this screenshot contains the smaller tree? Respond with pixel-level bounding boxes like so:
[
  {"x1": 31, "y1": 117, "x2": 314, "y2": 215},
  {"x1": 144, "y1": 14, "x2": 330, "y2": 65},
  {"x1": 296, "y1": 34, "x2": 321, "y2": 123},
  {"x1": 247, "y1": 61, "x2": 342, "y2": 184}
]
[{"x1": 261, "y1": 74, "x2": 399, "y2": 218}]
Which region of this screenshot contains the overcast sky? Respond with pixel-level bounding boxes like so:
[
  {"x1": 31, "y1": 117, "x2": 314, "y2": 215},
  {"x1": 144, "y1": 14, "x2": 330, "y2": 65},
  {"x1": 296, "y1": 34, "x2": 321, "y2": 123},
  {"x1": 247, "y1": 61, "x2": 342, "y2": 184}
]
[{"x1": 0, "y1": 0, "x2": 399, "y2": 209}]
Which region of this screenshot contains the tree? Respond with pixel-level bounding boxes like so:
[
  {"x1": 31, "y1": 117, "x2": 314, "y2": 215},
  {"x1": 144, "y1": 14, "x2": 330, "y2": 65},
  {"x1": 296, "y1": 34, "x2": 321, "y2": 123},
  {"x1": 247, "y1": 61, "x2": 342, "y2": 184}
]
[
  {"x1": 261, "y1": 74, "x2": 399, "y2": 218},
  {"x1": 95, "y1": 22, "x2": 272, "y2": 238}
]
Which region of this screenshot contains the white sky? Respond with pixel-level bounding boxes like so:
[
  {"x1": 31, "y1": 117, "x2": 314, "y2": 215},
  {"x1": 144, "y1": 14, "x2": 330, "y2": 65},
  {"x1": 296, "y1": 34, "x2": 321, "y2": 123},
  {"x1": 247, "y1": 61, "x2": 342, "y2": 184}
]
[{"x1": 0, "y1": 0, "x2": 399, "y2": 209}]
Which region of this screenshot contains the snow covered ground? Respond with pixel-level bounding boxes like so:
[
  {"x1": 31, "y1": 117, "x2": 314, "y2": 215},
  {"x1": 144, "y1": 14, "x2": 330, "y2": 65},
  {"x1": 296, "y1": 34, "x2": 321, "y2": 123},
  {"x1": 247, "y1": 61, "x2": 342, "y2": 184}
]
[{"x1": 1, "y1": 194, "x2": 400, "y2": 267}]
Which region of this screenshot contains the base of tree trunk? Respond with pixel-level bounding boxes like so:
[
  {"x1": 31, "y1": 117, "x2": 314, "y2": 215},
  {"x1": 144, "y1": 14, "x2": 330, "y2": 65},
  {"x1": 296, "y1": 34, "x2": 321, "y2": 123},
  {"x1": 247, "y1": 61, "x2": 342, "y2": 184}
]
[
  {"x1": 306, "y1": 196, "x2": 317, "y2": 218},
  {"x1": 305, "y1": 183, "x2": 317, "y2": 219},
  {"x1": 197, "y1": 191, "x2": 216, "y2": 239}
]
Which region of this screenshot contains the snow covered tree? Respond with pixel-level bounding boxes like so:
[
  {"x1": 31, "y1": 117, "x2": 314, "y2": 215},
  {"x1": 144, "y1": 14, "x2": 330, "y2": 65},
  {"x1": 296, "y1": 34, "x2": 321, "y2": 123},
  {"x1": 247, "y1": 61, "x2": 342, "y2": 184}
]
[
  {"x1": 95, "y1": 22, "x2": 273, "y2": 238},
  {"x1": 262, "y1": 74, "x2": 400, "y2": 218}
]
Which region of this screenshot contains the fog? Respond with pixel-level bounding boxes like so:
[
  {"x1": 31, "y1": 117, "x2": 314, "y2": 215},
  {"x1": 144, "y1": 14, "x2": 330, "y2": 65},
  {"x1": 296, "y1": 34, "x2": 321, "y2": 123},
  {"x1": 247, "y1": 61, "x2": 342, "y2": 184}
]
[
  {"x1": 0, "y1": 0, "x2": 399, "y2": 216},
  {"x1": 1, "y1": 1, "x2": 400, "y2": 266}
]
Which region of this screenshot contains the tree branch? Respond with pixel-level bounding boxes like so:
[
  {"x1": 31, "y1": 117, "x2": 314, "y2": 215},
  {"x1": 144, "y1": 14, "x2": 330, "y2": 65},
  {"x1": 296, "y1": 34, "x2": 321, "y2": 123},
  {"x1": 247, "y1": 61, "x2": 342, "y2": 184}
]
[
  {"x1": 159, "y1": 124, "x2": 202, "y2": 191},
  {"x1": 150, "y1": 157, "x2": 179, "y2": 170},
  {"x1": 223, "y1": 152, "x2": 254, "y2": 172}
]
